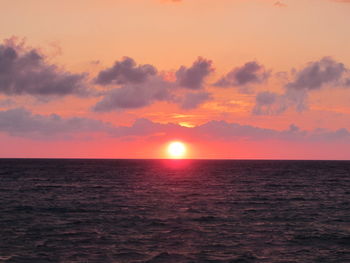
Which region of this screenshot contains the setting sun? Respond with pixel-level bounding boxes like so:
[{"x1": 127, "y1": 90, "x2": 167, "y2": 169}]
[{"x1": 167, "y1": 141, "x2": 187, "y2": 159}]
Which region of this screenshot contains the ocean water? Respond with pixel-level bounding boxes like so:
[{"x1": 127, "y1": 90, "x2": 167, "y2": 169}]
[{"x1": 0, "y1": 159, "x2": 349, "y2": 263}]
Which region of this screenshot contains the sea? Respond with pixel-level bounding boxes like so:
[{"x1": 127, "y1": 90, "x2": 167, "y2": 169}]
[{"x1": 0, "y1": 159, "x2": 349, "y2": 262}]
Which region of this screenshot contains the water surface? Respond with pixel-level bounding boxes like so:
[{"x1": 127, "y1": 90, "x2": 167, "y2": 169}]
[{"x1": 0, "y1": 159, "x2": 349, "y2": 262}]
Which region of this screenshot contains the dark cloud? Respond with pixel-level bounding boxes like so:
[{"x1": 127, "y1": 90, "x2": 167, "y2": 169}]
[
  {"x1": 92, "y1": 56, "x2": 347, "y2": 113},
  {"x1": 214, "y1": 61, "x2": 269, "y2": 89},
  {"x1": 93, "y1": 77, "x2": 173, "y2": 111},
  {"x1": 93, "y1": 57, "x2": 214, "y2": 111},
  {"x1": 176, "y1": 57, "x2": 214, "y2": 90},
  {"x1": 344, "y1": 78, "x2": 350, "y2": 87},
  {"x1": 252, "y1": 91, "x2": 280, "y2": 115},
  {"x1": 286, "y1": 57, "x2": 346, "y2": 91},
  {"x1": 94, "y1": 57, "x2": 172, "y2": 111},
  {"x1": 255, "y1": 91, "x2": 277, "y2": 106},
  {"x1": 179, "y1": 92, "x2": 212, "y2": 110},
  {"x1": 95, "y1": 57, "x2": 157, "y2": 86},
  {"x1": 253, "y1": 57, "x2": 349, "y2": 115},
  {"x1": 0, "y1": 39, "x2": 87, "y2": 97}
]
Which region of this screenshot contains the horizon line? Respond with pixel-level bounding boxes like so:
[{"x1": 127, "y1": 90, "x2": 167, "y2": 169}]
[{"x1": 0, "y1": 158, "x2": 349, "y2": 161}]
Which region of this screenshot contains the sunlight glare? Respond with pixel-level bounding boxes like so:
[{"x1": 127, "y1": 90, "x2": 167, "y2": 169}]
[{"x1": 167, "y1": 141, "x2": 187, "y2": 159}]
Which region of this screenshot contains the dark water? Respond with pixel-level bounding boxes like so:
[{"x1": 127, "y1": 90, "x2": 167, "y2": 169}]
[{"x1": 0, "y1": 159, "x2": 350, "y2": 263}]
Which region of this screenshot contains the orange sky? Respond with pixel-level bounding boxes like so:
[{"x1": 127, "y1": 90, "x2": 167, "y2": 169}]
[{"x1": 1, "y1": 0, "x2": 350, "y2": 159}]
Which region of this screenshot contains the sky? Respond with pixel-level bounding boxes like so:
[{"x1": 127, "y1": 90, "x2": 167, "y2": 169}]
[{"x1": 1, "y1": 0, "x2": 350, "y2": 159}]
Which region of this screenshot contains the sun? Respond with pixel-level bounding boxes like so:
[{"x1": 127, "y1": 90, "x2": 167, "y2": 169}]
[{"x1": 167, "y1": 141, "x2": 187, "y2": 159}]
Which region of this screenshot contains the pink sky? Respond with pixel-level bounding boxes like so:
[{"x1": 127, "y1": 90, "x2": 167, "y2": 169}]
[{"x1": 1, "y1": 0, "x2": 350, "y2": 159}]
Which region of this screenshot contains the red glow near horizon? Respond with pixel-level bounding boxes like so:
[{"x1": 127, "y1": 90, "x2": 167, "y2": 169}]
[{"x1": 162, "y1": 159, "x2": 191, "y2": 170}]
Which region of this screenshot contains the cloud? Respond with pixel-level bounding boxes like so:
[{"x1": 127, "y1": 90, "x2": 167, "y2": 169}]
[
  {"x1": 0, "y1": 108, "x2": 114, "y2": 138},
  {"x1": 92, "y1": 56, "x2": 348, "y2": 113},
  {"x1": 0, "y1": 108, "x2": 177, "y2": 139},
  {"x1": 0, "y1": 98, "x2": 14, "y2": 107},
  {"x1": 253, "y1": 89, "x2": 307, "y2": 115},
  {"x1": 252, "y1": 91, "x2": 280, "y2": 115},
  {"x1": 286, "y1": 57, "x2": 346, "y2": 91},
  {"x1": 93, "y1": 57, "x2": 172, "y2": 111},
  {"x1": 0, "y1": 108, "x2": 183, "y2": 139},
  {"x1": 114, "y1": 118, "x2": 183, "y2": 138},
  {"x1": 95, "y1": 57, "x2": 157, "y2": 86},
  {"x1": 0, "y1": 38, "x2": 88, "y2": 97},
  {"x1": 93, "y1": 57, "x2": 214, "y2": 111},
  {"x1": 93, "y1": 77, "x2": 173, "y2": 111},
  {"x1": 253, "y1": 57, "x2": 349, "y2": 115},
  {"x1": 214, "y1": 61, "x2": 269, "y2": 91},
  {"x1": 179, "y1": 91, "x2": 212, "y2": 110},
  {"x1": 1, "y1": 108, "x2": 349, "y2": 143},
  {"x1": 137, "y1": 119, "x2": 350, "y2": 143},
  {"x1": 344, "y1": 78, "x2": 350, "y2": 87},
  {"x1": 176, "y1": 57, "x2": 214, "y2": 90}
]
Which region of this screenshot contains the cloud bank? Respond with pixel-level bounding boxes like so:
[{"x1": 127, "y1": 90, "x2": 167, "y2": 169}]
[
  {"x1": 0, "y1": 108, "x2": 113, "y2": 138},
  {"x1": 1, "y1": 108, "x2": 349, "y2": 143}
]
